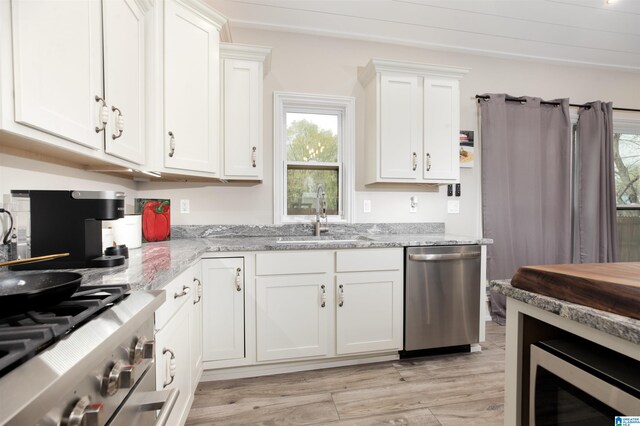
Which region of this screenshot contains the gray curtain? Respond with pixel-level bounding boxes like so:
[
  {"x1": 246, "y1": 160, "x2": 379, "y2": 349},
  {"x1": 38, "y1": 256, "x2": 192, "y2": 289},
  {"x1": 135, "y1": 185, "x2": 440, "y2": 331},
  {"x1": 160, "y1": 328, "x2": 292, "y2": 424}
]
[
  {"x1": 576, "y1": 101, "x2": 618, "y2": 263},
  {"x1": 480, "y1": 94, "x2": 572, "y2": 324}
]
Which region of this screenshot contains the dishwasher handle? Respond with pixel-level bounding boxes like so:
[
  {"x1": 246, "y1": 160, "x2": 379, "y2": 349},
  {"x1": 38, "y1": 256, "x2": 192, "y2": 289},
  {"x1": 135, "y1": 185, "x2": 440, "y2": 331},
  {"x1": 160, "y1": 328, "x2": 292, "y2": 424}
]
[{"x1": 408, "y1": 252, "x2": 480, "y2": 261}]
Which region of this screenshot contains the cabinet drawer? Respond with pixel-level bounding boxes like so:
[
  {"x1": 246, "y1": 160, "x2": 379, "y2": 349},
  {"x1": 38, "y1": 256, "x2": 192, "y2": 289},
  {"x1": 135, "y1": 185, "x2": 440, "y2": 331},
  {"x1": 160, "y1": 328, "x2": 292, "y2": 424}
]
[
  {"x1": 336, "y1": 248, "x2": 402, "y2": 272},
  {"x1": 255, "y1": 251, "x2": 332, "y2": 275},
  {"x1": 155, "y1": 266, "x2": 195, "y2": 330}
]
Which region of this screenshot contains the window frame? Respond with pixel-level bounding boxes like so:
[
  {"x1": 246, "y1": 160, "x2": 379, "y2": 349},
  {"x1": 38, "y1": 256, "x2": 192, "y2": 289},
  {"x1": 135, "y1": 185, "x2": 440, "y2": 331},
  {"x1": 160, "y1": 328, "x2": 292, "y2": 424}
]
[
  {"x1": 613, "y1": 118, "x2": 640, "y2": 206},
  {"x1": 273, "y1": 92, "x2": 355, "y2": 224}
]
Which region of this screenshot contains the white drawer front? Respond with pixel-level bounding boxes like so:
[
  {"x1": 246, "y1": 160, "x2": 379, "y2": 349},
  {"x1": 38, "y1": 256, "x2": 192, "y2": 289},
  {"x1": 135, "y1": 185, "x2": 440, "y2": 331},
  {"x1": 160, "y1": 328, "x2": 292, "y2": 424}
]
[
  {"x1": 255, "y1": 251, "x2": 332, "y2": 275},
  {"x1": 155, "y1": 266, "x2": 195, "y2": 330},
  {"x1": 336, "y1": 248, "x2": 402, "y2": 272}
]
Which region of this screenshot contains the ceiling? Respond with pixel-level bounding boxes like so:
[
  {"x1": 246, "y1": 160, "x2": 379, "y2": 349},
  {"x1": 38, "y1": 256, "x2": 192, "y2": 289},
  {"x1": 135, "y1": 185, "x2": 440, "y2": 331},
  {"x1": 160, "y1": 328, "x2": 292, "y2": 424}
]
[{"x1": 206, "y1": 0, "x2": 640, "y2": 70}]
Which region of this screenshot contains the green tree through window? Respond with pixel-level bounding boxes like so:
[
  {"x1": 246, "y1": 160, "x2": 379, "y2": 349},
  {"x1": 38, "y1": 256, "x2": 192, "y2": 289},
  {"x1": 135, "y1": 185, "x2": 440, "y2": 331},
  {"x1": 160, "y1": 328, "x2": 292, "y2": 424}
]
[{"x1": 286, "y1": 118, "x2": 340, "y2": 216}]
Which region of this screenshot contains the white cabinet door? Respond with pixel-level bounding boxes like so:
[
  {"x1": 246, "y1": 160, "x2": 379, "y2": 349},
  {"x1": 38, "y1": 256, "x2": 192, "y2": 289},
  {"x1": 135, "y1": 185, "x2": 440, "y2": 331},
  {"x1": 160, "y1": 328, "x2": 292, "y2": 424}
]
[
  {"x1": 222, "y1": 58, "x2": 262, "y2": 179},
  {"x1": 336, "y1": 272, "x2": 403, "y2": 355},
  {"x1": 11, "y1": 0, "x2": 103, "y2": 150},
  {"x1": 202, "y1": 258, "x2": 245, "y2": 362},
  {"x1": 379, "y1": 74, "x2": 420, "y2": 180},
  {"x1": 191, "y1": 264, "x2": 203, "y2": 389},
  {"x1": 164, "y1": 0, "x2": 220, "y2": 174},
  {"x1": 423, "y1": 78, "x2": 460, "y2": 181},
  {"x1": 103, "y1": 0, "x2": 145, "y2": 164},
  {"x1": 256, "y1": 274, "x2": 330, "y2": 361},
  {"x1": 155, "y1": 300, "x2": 191, "y2": 426}
]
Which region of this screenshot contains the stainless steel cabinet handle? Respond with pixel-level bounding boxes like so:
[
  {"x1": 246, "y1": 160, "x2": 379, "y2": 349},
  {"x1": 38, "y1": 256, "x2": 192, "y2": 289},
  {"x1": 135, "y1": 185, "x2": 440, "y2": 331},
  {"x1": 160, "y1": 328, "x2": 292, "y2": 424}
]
[
  {"x1": 426, "y1": 153, "x2": 432, "y2": 171},
  {"x1": 174, "y1": 285, "x2": 190, "y2": 299},
  {"x1": 135, "y1": 387, "x2": 180, "y2": 426},
  {"x1": 412, "y1": 152, "x2": 417, "y2": 171},
  {"x1": 95, "y1": 95, "x2": 108, "y2": 133},
  {"x1": 193, "y1": 278, "x2": 202, "y2": 304},
  {"x1": 338, "y1": 284, "x2": 344, "y2": 307},
  {"x1": 408, "y1": 252, "x2": 480, "y2": 261},
  {"x1": 168, "y1": 131, "x2": 176, "y2": 157},
  {"x1": 111, "y1": 106, "x2": 124, "y2": 140},
  {"x1": 251, "y1": 146, "x2": 257, "y2": 168},
  {"x1": 320, "y1": 284, "x2": 326, "y2": 308},
  {"x1": 235, "y1": 268, "x2": 242, "y2": 291},
  {"x1": 162, "y1": 348, "x2": 176, "y2": 388}
]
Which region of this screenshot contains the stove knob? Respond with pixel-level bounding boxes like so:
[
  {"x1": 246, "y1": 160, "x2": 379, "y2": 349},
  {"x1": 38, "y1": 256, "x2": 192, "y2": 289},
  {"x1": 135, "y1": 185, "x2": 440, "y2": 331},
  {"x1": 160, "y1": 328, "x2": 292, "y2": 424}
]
[
  {"x1": 102, "y1": 360, "x2": 135, "y2": 396},
  {"x1": 132, "y1": 336, "x2": 155, "y2": 364},
  {"x1": 66, "y1": 395, "x2": 103, "y2": 426}
]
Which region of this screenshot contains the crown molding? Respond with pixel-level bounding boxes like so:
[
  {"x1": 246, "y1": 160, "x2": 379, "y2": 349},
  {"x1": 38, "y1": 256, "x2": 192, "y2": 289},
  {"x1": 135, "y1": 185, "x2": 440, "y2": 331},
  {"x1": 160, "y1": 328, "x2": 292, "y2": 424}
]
[
  {"x1": 358, "y1": 58, "x2": 470, "y2": 86},
  {"x1": 174, "y1": 0, "x2": 227, "y2": 29},
  {"x1": 220, "y1": 43, "x2": 272, "y2": 74}
]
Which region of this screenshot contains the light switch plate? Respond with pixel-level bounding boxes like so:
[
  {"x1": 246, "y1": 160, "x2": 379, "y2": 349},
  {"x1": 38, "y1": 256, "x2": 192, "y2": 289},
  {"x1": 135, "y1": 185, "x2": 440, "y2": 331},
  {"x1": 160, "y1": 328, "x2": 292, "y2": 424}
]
[
  {"x1": 447, "y1": 200, "x2": 460, "y2": 214},
  {"x1": 180, "y1": 199, "x2": 190, "y2": 213},
  {"x1": 363, "y1": 199, "x2": 371, "y2": 213}
]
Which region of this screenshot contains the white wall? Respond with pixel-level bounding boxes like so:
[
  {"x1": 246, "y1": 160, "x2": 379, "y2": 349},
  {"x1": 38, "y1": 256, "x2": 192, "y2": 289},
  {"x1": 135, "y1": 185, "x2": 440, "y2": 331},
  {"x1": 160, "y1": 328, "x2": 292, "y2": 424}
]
[
  {"x1": 0, "y1": 152, "x2": 137, "y2": 208},
  {"x1": 3, "y1": 27, "x2": 640, "y2": 235}
]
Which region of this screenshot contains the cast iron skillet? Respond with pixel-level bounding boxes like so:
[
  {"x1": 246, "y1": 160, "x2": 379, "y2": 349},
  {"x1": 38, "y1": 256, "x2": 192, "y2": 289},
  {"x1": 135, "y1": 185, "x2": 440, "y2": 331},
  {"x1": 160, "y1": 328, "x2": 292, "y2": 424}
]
[{"x1": 0, "y1": 271, "x2": 83, "y2": 318}]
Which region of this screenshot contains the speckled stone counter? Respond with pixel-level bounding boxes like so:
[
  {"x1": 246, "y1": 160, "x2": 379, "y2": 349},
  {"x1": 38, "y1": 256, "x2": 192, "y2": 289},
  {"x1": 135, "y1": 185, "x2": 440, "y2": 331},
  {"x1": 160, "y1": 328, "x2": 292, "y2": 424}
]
[
  {"x1": 1, "y1": 222, "x2": 491, "y2": 294},
  {"x1": 491, "y1": 279, "x2": 640, "y2": 345}
]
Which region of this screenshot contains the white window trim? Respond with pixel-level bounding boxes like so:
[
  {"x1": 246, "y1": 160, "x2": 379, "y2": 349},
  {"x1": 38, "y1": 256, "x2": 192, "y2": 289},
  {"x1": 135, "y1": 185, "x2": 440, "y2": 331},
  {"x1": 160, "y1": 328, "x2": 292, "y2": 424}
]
[{"x1": 273, "y1": 91, "x2": 355, "y2": 224}]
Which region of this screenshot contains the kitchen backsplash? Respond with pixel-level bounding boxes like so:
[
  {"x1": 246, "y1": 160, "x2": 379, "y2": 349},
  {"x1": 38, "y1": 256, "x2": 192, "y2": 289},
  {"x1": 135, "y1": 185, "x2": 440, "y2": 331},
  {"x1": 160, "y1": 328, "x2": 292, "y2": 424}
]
[{"x1": 171, "y1": 222, "x2": 445, "y2": 239}]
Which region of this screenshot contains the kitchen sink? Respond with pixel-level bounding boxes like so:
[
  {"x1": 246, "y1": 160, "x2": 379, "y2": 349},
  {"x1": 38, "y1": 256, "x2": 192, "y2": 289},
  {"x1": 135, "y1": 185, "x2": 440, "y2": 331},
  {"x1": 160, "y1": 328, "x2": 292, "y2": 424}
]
[{"x1": 275, "y1": 235, "x2": 373, "y2": 244}]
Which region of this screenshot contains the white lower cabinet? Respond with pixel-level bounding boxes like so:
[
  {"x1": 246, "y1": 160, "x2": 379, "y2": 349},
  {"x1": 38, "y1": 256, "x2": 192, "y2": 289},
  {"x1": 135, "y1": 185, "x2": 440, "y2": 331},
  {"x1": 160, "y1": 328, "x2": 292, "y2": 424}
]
[
  {"x1": 154, "y1": 264, "x2": 201, "y2": 426},
  {"x1": 202, "y1": 257, "x2": 245, "y2": 362},
  {"x1": 335, "y1": 272, "x2": 403, "y2": 354},
  {"x1": 256, "y1": 274, "x2": 330, "y2": 361},
  {"x1": 252, "y1": 248, "x2": 403, "y2": 364},
  {"x1": 155, "y1": 297, "x2": 191, "y2": 426}
]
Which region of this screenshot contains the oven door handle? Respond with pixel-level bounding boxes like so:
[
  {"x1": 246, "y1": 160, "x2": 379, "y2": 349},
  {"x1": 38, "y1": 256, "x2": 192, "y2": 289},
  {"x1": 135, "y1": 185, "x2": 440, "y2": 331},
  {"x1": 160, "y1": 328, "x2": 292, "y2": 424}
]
[
  {"x1": 137, "y1": 387, "x2": 180, "y2": 426},
  {"x1": 408, "y1": 252, "x2": 480, "y2": 261}
]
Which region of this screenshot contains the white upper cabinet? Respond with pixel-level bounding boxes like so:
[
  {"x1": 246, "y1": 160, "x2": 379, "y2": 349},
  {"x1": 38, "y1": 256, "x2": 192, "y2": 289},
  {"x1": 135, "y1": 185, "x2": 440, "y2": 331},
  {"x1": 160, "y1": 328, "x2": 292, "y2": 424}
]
[
  {"x1": 103, "y1": 0, "x2": 146, "y2": 164},
  {"x1": 4, "y1": 0, "x2": 149, "y2": 166},
  {"x1": 379, "y1": 74, "x2": 421, "y2": 180},
  {"x1": 163, "y1": 0, "x2": 223, "y2": 174},
  {"x1": 220, "y1": 43, "x2": 271, "y2": 180},
  {"x1": 360, "y1": 59, "x2": 469, "y2": 184},
  {"x1": 423, "y1": 78, "x2": 460, "y2": 181},
  {"x1": 10, "y1": 0, "x2": 103, "y2": 150}
]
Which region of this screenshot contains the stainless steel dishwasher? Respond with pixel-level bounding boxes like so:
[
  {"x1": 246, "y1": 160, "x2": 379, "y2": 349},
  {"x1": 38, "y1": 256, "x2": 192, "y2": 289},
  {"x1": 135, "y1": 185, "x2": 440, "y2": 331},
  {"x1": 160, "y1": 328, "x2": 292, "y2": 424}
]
[{"x1": 404, "y1": 245, "x2": 481, "y2": 351}]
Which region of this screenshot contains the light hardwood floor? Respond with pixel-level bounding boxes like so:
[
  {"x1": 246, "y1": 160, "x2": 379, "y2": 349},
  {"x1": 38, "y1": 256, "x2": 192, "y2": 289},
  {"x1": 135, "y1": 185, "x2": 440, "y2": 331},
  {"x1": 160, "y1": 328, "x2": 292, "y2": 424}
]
[{"x1": 187, "y1": 321, "x2": 505, "y2": 425}]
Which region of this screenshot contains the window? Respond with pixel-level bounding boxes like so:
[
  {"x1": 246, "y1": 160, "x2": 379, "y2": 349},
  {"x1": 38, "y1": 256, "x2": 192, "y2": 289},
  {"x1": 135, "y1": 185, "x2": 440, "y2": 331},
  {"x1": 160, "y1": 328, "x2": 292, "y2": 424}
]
[
  {"x1": 613, "y1": 122, "x2": 640, "y2": 261},
  {"x1": 274, "y1": 93, "x2": 354, "y2": 223}
]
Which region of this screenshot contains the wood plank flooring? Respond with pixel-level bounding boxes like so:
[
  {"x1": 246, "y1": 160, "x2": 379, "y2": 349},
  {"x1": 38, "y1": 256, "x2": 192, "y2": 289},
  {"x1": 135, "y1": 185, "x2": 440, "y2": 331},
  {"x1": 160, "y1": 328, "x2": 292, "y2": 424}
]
[{"x1": 187, "y1": 321, "x2": 505, "y2": 425}]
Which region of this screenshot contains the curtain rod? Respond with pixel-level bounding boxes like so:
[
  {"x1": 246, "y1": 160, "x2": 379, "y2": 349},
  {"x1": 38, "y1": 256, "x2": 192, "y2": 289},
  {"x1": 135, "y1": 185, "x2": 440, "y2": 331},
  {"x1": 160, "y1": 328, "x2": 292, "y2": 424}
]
[{"x1": 474, "y1": 95, "x2": 640, "y2": 113}]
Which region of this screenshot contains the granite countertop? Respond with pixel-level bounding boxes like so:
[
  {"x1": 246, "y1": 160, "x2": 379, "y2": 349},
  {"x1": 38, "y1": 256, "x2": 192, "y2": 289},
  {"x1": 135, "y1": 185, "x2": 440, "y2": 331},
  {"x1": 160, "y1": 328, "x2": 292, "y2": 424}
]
[
  {"x1": 11, "y1": 232, "x2": 489, "y2": 293},
  {"x1": 491, "y1": 279, "x2": 640, "y2": 345}
]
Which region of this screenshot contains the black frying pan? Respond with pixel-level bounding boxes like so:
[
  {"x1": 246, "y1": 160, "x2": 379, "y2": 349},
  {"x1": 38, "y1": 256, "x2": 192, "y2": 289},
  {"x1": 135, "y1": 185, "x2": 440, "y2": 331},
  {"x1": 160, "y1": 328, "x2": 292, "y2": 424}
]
[{"x1": 0, "y1": 271, "x2": 83, "y2": 317}]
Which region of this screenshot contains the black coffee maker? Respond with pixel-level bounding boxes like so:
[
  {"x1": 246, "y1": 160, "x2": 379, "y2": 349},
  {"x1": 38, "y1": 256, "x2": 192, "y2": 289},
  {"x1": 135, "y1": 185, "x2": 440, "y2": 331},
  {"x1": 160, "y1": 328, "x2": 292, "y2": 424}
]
[{"x1": 10, "y1": 190, "x2": 126, "y2": 269}]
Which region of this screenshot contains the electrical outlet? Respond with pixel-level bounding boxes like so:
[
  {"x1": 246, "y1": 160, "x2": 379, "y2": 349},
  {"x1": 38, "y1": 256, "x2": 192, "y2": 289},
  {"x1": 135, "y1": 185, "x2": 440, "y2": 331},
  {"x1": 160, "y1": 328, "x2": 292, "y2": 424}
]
[
  {"x1": 447, "y1": 184, "x2": 453, "y2": 197},
  {"x1": 180, "y1": 199, "x2": 190, "y2": 214},
  {"x1": 455, "y1": 183, "x2": 461, "y2": 197},
  {"x1": 409, "y1": 196, "x2": 418, "y2": 213},
  {"x1": 447, "y1": 200, "x2": 460, "y2": 214},
  {"x1": 363, "y1": 199, "x2": 371, "y2": 213}
]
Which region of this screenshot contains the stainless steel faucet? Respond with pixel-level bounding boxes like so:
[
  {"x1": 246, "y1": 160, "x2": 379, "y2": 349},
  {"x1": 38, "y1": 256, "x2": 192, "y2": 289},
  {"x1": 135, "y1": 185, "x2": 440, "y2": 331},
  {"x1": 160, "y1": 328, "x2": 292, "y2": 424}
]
[{"x1": 314, "y1": 184, "x2": 329, "y2": 236}]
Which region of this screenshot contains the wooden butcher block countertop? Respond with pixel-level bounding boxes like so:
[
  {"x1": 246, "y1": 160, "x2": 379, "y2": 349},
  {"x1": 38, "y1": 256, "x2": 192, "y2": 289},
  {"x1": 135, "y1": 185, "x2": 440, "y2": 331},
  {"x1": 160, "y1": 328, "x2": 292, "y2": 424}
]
[{"x1": 511, "y1": 262, "x2": 640, "y2": 320}]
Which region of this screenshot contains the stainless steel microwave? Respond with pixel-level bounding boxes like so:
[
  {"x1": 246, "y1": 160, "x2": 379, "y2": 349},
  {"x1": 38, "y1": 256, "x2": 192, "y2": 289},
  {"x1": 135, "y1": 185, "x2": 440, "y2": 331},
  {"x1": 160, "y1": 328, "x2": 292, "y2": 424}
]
[{"x1": 530, "y1": 339, "x2": 640, "y2": 425}]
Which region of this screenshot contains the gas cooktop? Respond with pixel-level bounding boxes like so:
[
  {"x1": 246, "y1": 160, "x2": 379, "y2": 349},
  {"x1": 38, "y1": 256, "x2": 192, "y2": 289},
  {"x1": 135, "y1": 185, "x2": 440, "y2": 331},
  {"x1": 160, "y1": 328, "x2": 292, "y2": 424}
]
[{"x1": 0, "y1": 284, "x2": 129, "y2": 377}]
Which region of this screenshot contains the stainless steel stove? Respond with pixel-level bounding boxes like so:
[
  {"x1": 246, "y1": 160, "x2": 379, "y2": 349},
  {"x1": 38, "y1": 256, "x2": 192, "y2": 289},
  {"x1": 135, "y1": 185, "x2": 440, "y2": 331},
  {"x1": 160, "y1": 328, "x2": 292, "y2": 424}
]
[{"x1": 0, "y1": 284, "x2": 169, "y2": 426}]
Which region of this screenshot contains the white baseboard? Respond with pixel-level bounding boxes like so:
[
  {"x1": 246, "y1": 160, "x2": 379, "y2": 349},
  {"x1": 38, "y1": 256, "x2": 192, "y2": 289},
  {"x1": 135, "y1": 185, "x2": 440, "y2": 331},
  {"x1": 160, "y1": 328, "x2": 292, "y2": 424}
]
[{"x1": 199, "y1": 353, "x2": 399, "y2": 382}]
